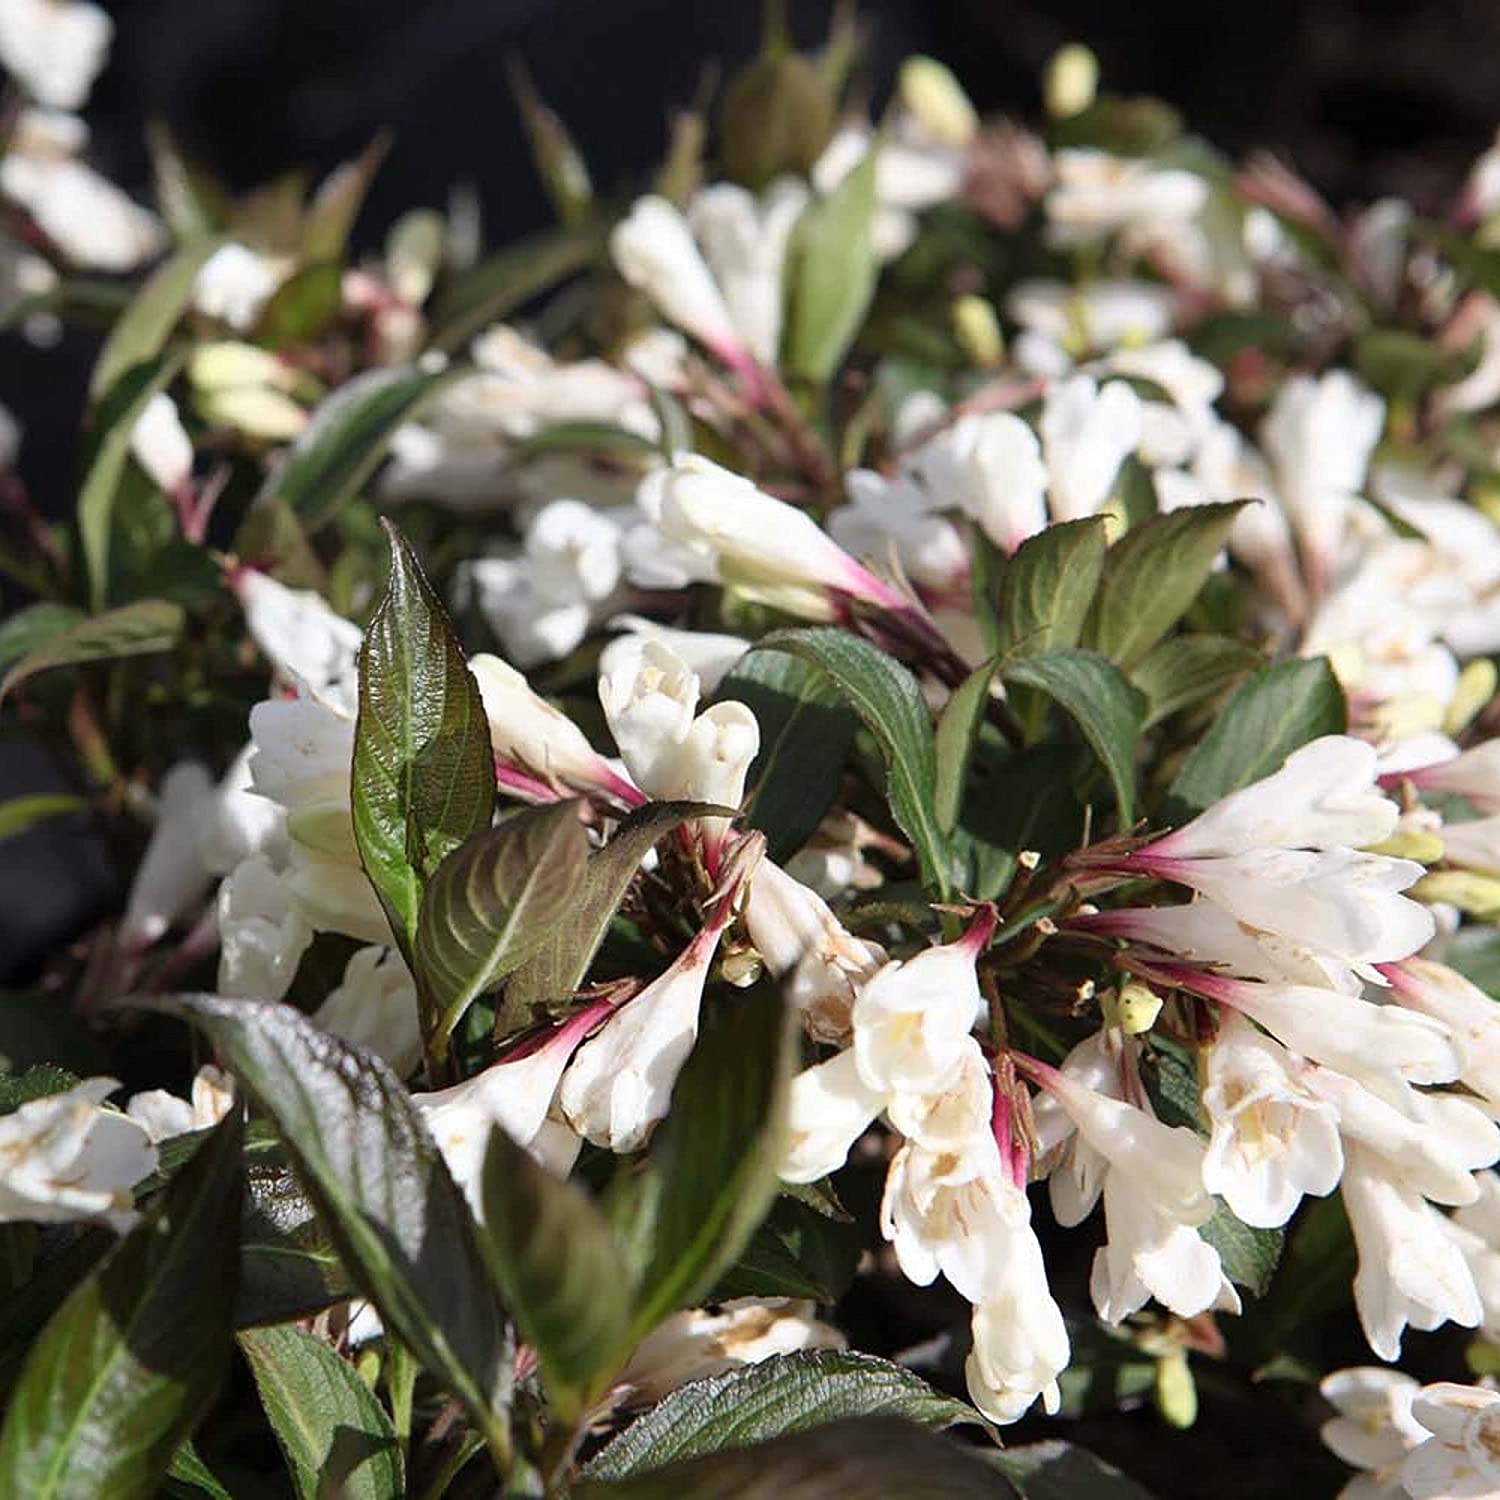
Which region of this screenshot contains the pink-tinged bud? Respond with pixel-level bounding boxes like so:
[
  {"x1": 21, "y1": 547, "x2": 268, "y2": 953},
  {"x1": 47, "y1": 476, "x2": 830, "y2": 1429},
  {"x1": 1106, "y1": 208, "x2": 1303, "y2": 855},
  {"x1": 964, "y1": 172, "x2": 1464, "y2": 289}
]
[{"x1": 991, "y1": 1074, "x2": 1030, "y2": 1192}]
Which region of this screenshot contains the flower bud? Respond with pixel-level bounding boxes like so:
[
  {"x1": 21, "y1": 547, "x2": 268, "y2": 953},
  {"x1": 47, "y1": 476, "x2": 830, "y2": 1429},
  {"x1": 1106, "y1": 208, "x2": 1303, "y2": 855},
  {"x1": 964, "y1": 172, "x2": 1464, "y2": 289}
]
[
  {"x1": 598, "y1": 637, "x2": 701, "y2": 799},
  {"x1": 1116, "y1": 980, "x2": 1164, "y2": 1035},
  {"x1": 188, "y1": 341, "x2": 293, "y2": 393},
  {"x1": 951, "y1": 294, "x2": 1004, "y2": 368},
  {"x1": 899, "y1": 56, "x2": 979, "y2": 147},
  {"x1": 1044, "y1": 44, "x2": 1099, "y2": 120},
  {"x1": 130, "y1": 393, "x2": 193, "y2": 494},
  {"x1": 198, "y1": 384, "x2": 308, "y2": 441},
  {"x1": 1411, "y1": 870, "x2": 1500, "y2": 920},
  {"x1": 1446, "y1": 658, "x2": 1498, "y2": 736}
]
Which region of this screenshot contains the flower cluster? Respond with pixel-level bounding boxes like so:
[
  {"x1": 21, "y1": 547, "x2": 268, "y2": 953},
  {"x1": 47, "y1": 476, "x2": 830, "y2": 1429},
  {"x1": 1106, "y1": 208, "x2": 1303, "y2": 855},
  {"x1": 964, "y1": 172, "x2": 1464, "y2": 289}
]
[{"x1": 12, "y1": 14, "x2": 1500, "y2": 1496}]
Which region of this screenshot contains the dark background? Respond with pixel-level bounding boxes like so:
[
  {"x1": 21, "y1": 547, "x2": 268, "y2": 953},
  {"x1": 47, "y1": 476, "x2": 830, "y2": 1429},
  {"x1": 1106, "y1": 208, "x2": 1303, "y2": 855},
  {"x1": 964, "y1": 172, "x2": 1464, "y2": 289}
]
[{"x1": 5, "y1": 0, "x2": 1500, "y2": 972}]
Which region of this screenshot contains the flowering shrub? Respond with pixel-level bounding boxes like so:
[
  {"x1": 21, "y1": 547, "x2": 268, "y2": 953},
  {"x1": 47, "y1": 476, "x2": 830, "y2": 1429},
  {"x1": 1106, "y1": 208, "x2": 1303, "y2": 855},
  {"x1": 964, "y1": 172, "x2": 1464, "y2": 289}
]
[{"x1": 8, "y1": 7, "x2": 1500, "y2": 1497}]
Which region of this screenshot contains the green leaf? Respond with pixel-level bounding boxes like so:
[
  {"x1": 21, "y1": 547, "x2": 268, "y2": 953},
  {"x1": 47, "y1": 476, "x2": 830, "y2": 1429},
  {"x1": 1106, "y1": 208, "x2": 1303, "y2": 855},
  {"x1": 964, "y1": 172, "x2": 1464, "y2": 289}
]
[
  {"x1": 89, "y1": 238, "x2": 222, "y2": 402},
  {"x1": 584, "y1": 1352, "x2": 987, "y2": 1481},
  {"x1": 163, "y1": 1440, "x2": 232, "y2": 1500},
  {"x1": 0, "y1": 1064, "x2": 79, "y2": 1114},
  {"x1": 712, "y1": 1194, "x2": 862, "y2": 1303},
  {"x1": 151, "y1": 995, "x2": 511, "y2": 1452},
  {"x1": 503, "y1": 801, "x2": 725, "y2": 1028},
  {"x1": 352, "y1": 522, "x2": 494, "y2": 971},
  {"x1": 1165, "y1": 658, "x2": 1347, "y2": 819},
  {"x1": 254, "y1": 262, "x2": 344, "y2": 350},
  {"x1": 0, "y1": 1110, "x2": 242, "y2": 1500},
  {"x1": 616, "y1": 979, "x2": 794, "y2": 1341},
  {"x1": 302, "y1": 137, "x2": 389, "y2": 264},
  {"x1": 1128, "y1": 635, "x2": 1263, "y2": 728},
  {"x1": 508, "y1": 57, "x2": 594, "y2": 226},
  {"x1": 0, "y1": 794, "x2": 85, "y2": 841},
  {"x1": 991, "y1": 1441, "x2": 1157, "y2": 1499},
  {"x1": 1001, "y1": 649, "x2": 1146, "y2": 826},
  {"x1": 79, "y1": 353, "x2": 184, "y2": 610},
  {"x1": 428, "y1": 226, "x2": 600, "y2": 354},
  {"x1": 934, "y1": 656, "x2": 1001, "y2": 836},
  {"x1": 1086, "y1": 503, "x2": 1246, "y2": 669},
  {"x1": 716, "y1": 649, "x2": 855, "y2": 861},
  {"x1": 238, "y1": 1325, "x2": 402, "y2": 1500},
  {"x1": 995, "y1": 519, "x2": 1108, "y2": 659},
  {"x1": 783, "y1": 146, "x2": 877, "y2": 382},
  {"x1": 0, "y1": 600, "x2": 184, "y2": 704},
  {"x1": 0, "y1": 602, "x2": 84, "y2": 674},
  {"x1": 415, "y1": 801, "x2": 590, "y2": 1055},
  {"x1": 1446, "y1": 927, "x2": 1500, "y2": 997},
  {"x1": 258, "y1": 363, "x2": 466, "y2": 528},
  {"x1": 574, "y1": 1417, "x2": 1004, "y2": 1499},
  {"x1": 755, "y1": 628, "x2": 949, "y2": 894},
  {"x1": 236, "y1": 1152, "x2": 351, "y2": 1327},
  {"x1": 233, "y1": 497, "x2": 326, "y2": 590},
  {"x1": 477, "y1": 1126, "x2": 633, "y2": 1423},
  {"x1": 1200, "y1": 1206, "x2": 1284, "y2": 1298}
]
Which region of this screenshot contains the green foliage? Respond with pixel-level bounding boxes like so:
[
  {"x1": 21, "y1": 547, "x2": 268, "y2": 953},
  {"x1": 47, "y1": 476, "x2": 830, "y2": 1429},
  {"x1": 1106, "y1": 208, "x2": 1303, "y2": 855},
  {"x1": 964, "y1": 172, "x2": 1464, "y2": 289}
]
[
  {"x1": 0, "y1": 1111, "x2": 243, "y2": 1500},
  {"x1": 0, "y1": 599, "x2": 184, "y2": 703},
  {"x1": 995, "y1": 518, "x2": 1108, "y2": 660}
]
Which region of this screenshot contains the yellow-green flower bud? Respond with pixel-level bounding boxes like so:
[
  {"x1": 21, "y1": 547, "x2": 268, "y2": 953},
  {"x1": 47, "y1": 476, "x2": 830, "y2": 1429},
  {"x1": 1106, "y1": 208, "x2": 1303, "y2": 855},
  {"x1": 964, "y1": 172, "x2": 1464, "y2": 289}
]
[
  {"x1": 899, "y1": 56, "x2": 979, "y2": 147},
  {"x1": 952, "y1": 294, "x2": 1004, "y2": 367},
  {"x1": 1044, "y1": 44, "x2": 1099, "y2": 121}
]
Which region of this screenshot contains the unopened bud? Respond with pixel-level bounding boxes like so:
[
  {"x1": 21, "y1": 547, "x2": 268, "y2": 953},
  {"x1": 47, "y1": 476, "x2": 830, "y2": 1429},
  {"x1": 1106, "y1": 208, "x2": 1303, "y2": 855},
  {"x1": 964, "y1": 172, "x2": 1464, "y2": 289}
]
[
  {"x1": 188, "y1": 341, "x2": 291, "y2": 393},
  {"x1": 1155, "y1": 1347, "x2": 1197, "y2": 1429},
  {"x1": 386, "y1": 209, "x2": 445, "y2": 306},
  {"x1": 899, "y1": 56, "x2": 978, "y2": 147},
  {"x1": 197, "y1": 385, "x2": 308, "y2": 442},
  {"x1": 720, "y1": 948, "x2": 763, "y2": 988},
  {"x1": 1366, "y1": 829, "x2": 1445, "y2": 865},
  {"x1": 1371, "y1": 693, "x2": 1446, "y2": 744},
  {"x1": 1044, "y1": 44, "x2": 1099, "y2": 121},
  {"x1": 1412, "y1": 870, "x2": 1500, "y2": 920},
  {"x1": 1117, "y1": 979, "x2": 1164, "y2": 1035},
  {"x1": 952, "y1": 294, "x2": 1004, "y2": 367},
  {"x1": 1018, "y1": 850, "x2": 1041, "y2": 871},
  {"x1": 1446, "y1": 658, "x2": 1498, "y2": 736}
]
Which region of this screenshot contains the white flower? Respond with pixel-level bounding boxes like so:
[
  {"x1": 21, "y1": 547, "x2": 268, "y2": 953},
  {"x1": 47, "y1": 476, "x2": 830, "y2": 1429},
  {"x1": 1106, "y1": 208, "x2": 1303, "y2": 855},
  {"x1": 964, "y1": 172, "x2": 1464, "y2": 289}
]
[
  {"x1": 0, "y1": 1079, "x2": 156, "y2": 1233},
  {"x1": 598, "y1": 637, "x2": 702, "y2": 799},
  {"x1": 1146, "y1": 736, "x2": 1399, "y2": 858},
  {"x1": 1, "y1": 111, "x2": 165, "y2": 270},
  {"x1": 611, "y1": 195, "x2": 746, "y2": 367},
  {"x1": 1400, "y1": 1383, "x2": 1500, "y2": 1500},
  {"x1": 780, "y1": 1046, "x2": 885, "y2": 1183},
  {"x1": 233, "y1": 569, "x2": 363, "y2": 704},
  {"x1": 637, "y1": 454, "x2": 906, "y2": 610},
  {"x1": 886, "y1": 1036, "x2": 994, "y2": 1155},
  {"x1": 415, "y1": 999, "x2": 614, "y2": 1213},
  {"x1": 198, "y1": 743, "x2": 289, "y2": 876},
  {"x1": 688, "y1": 179, "x2": 808, "y2": 366},
  {"x1": 743, "y1": 857, "x2": 887, "y2": 1046},
  {"x1": 129, "y1": 393, "x2": 193, "y2": 496},
  {"x1": 193, "y1": 243, "x2": 286, "y2": 331},
  {"x1": 126, "y1": 1066, "x2": 234, "y2": 1144},
  {"x1": 1040, "y1": 375, "x2": 1143, "y2": 523},
  {"x1": 1260, "y1": 371, "x2": 1384, "y2": 590},
  {"x1": 559, "y1": 908, "x2": 730, "y2": 1151},
  {"x1": 603, "y1": 617, "x2": 747, "y2": 695},
  {"x1": 619, "y1": 1298, "x2": 844, "y2": 1404},
  {"x1": 1007, "y1": 279, "x2": 1177, "y2": 358},
  {"x1": 1183, "y1": 972, "x2": 1460, "y2": 1091},
  {"x1": 1319, "y1": 1366, "x2": 1425, "y2": 1499},
  {"x1": 217, "y1": 854, "x2": 312, "y2": 1000},
  {"x1": 1404, "y1": 739, "x2": 1500, "y2": 811},
  {"x1": 1341, "y1": 1143, "x2": 1482, "y2": 1360},
  {"x1": 313, "y1": 946, "x2": 422, "y2": 1076},
  {"x1": 470, "y1": 653, "x2": 639, "y2": 804},
  {"x1": 0, "y1": 0, "x2": 110, "y2": 110},
  {"x1": 1045, "y1": 149, "x2": 1208, "y2": 249},
  {"x1": 119, "y1": 761, "x2": 217, "y2": 951},
  {"x1": 851, "y1": 919, "x2": 989, "y2": 1095},
  {"x1": 1384, "y1": 958, "x2": 1500, "y2": 1109},
  {"x1": 672, "y1": 701, "x2": 759, "y2": 811},
  {"x1": 966, "y1": 1237, "x2": 1071, "y2": 1424},
  {"x1": 828, "y1": 469, "x2": 968, "y2": 591},
  {"x1": 1200, "y1": 1015, "x2": 1343, "y2": 1228},
  {"x1": 909, "y1": 411, "x2": 1049, "y2": 554}
]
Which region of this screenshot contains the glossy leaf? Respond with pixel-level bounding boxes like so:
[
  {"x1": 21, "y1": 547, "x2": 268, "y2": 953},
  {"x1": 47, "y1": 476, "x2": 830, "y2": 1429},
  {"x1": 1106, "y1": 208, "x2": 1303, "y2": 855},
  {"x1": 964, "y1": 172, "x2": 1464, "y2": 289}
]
[
  {"x1": 584, "y1": 1351, "x2": 987, "y2": 1481},
  {"x1": 236, "y1": 1151, "x2": 351, "y2": 1328},
  {"x1": 477, "y1": 1126, "x2": 633, "y2": 1422},
  {"x1": 415, "y1": 800, "x2": 590, "y2": 1053},
  {"x1": 995, "y1": 518, "x2": 1108, "y2": 660},
  {"x1": 1165, "y1": 657, "x2": 1347, "y2": 819},
  {"x1": 503, "y1": 801, "x2": 726, "y2": 1028},
  {"x1": 0, "y1": 1110, "x2": 242, "y2": 1500},
  {"x1": 352, "y1": 521, "x2": 494, "y2": 971},
  {"x1": 1002, "y1": 649, "x2": 1146, "y2": 826},
  {"x1": 79, "y1": 353, "x2": 183, "y2": 609},
  {"x1": 616, "y1": 979, "x2": 794, "y2": 1340},
  {"x1": 1128, "y1": 634, "x2": 1263, "y2": 728},
  {"x1": 257, "y1": 363, "x2": 466, "y2": 528},
  {"x1": 0, "y1": 600, "x2": 184, "y2": 704},
  {"x1": 238, "y1": 1325, "x2": 403, "y2": 1500},
  {"x1": 1086, "y1": 502, "x2": 1246, "y2": 669},
  {"x1": 783, "y1": 146, "x2": 876, "y2": 382},
  {"x1": 89, "y1": 238, "x2": 222, "y2": 402},
  {"x1": 152, "y1": 995, "x2": 511, "y2": 1451},
  {"x1": 716, "y1": 648, "x2": 855, "y2": 860},
  {"x1": 574, "y1": 1417, "x2": 1003, "y2": 1499},
  {"x1": 755, "y1": 628, "x2": 949, "y2": 894},
  {"x1": 933, "y1": 656, "x2": 1001, "y2": 836}
]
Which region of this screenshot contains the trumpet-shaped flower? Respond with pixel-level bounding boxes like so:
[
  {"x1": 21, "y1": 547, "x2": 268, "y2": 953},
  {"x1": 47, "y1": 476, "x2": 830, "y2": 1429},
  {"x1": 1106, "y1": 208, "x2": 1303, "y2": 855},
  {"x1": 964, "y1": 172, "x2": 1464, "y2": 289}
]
[
  {"x1": 1383, "y1": 957, "x2": 1500, "y2": 1108},
  {"x1": 1319, "y1": 1366, "x2": 1425, "y2": 1499},
  {"x1": 909, "y1": 410, "x2": 1049, "y2": 554},
  {"x1": 780, "y1": 1047, "x2": 886, "y2": 1184},
  {"x1": 965, "y1": 1231, "x2": 1071, "y2": 1424},
  {"x1": 233, "y1": 569, "x2": 363, "y2": 706},
  {"x1": 0, "y1": 1078, "x2": 157, "y2": 1233},
  {"x1": 1040, "y1": 375, "x2": 1143, "y2": 523},
  {"x1": 1399, "y1": 1383, "x2": 1500, "y2": 1500}
]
